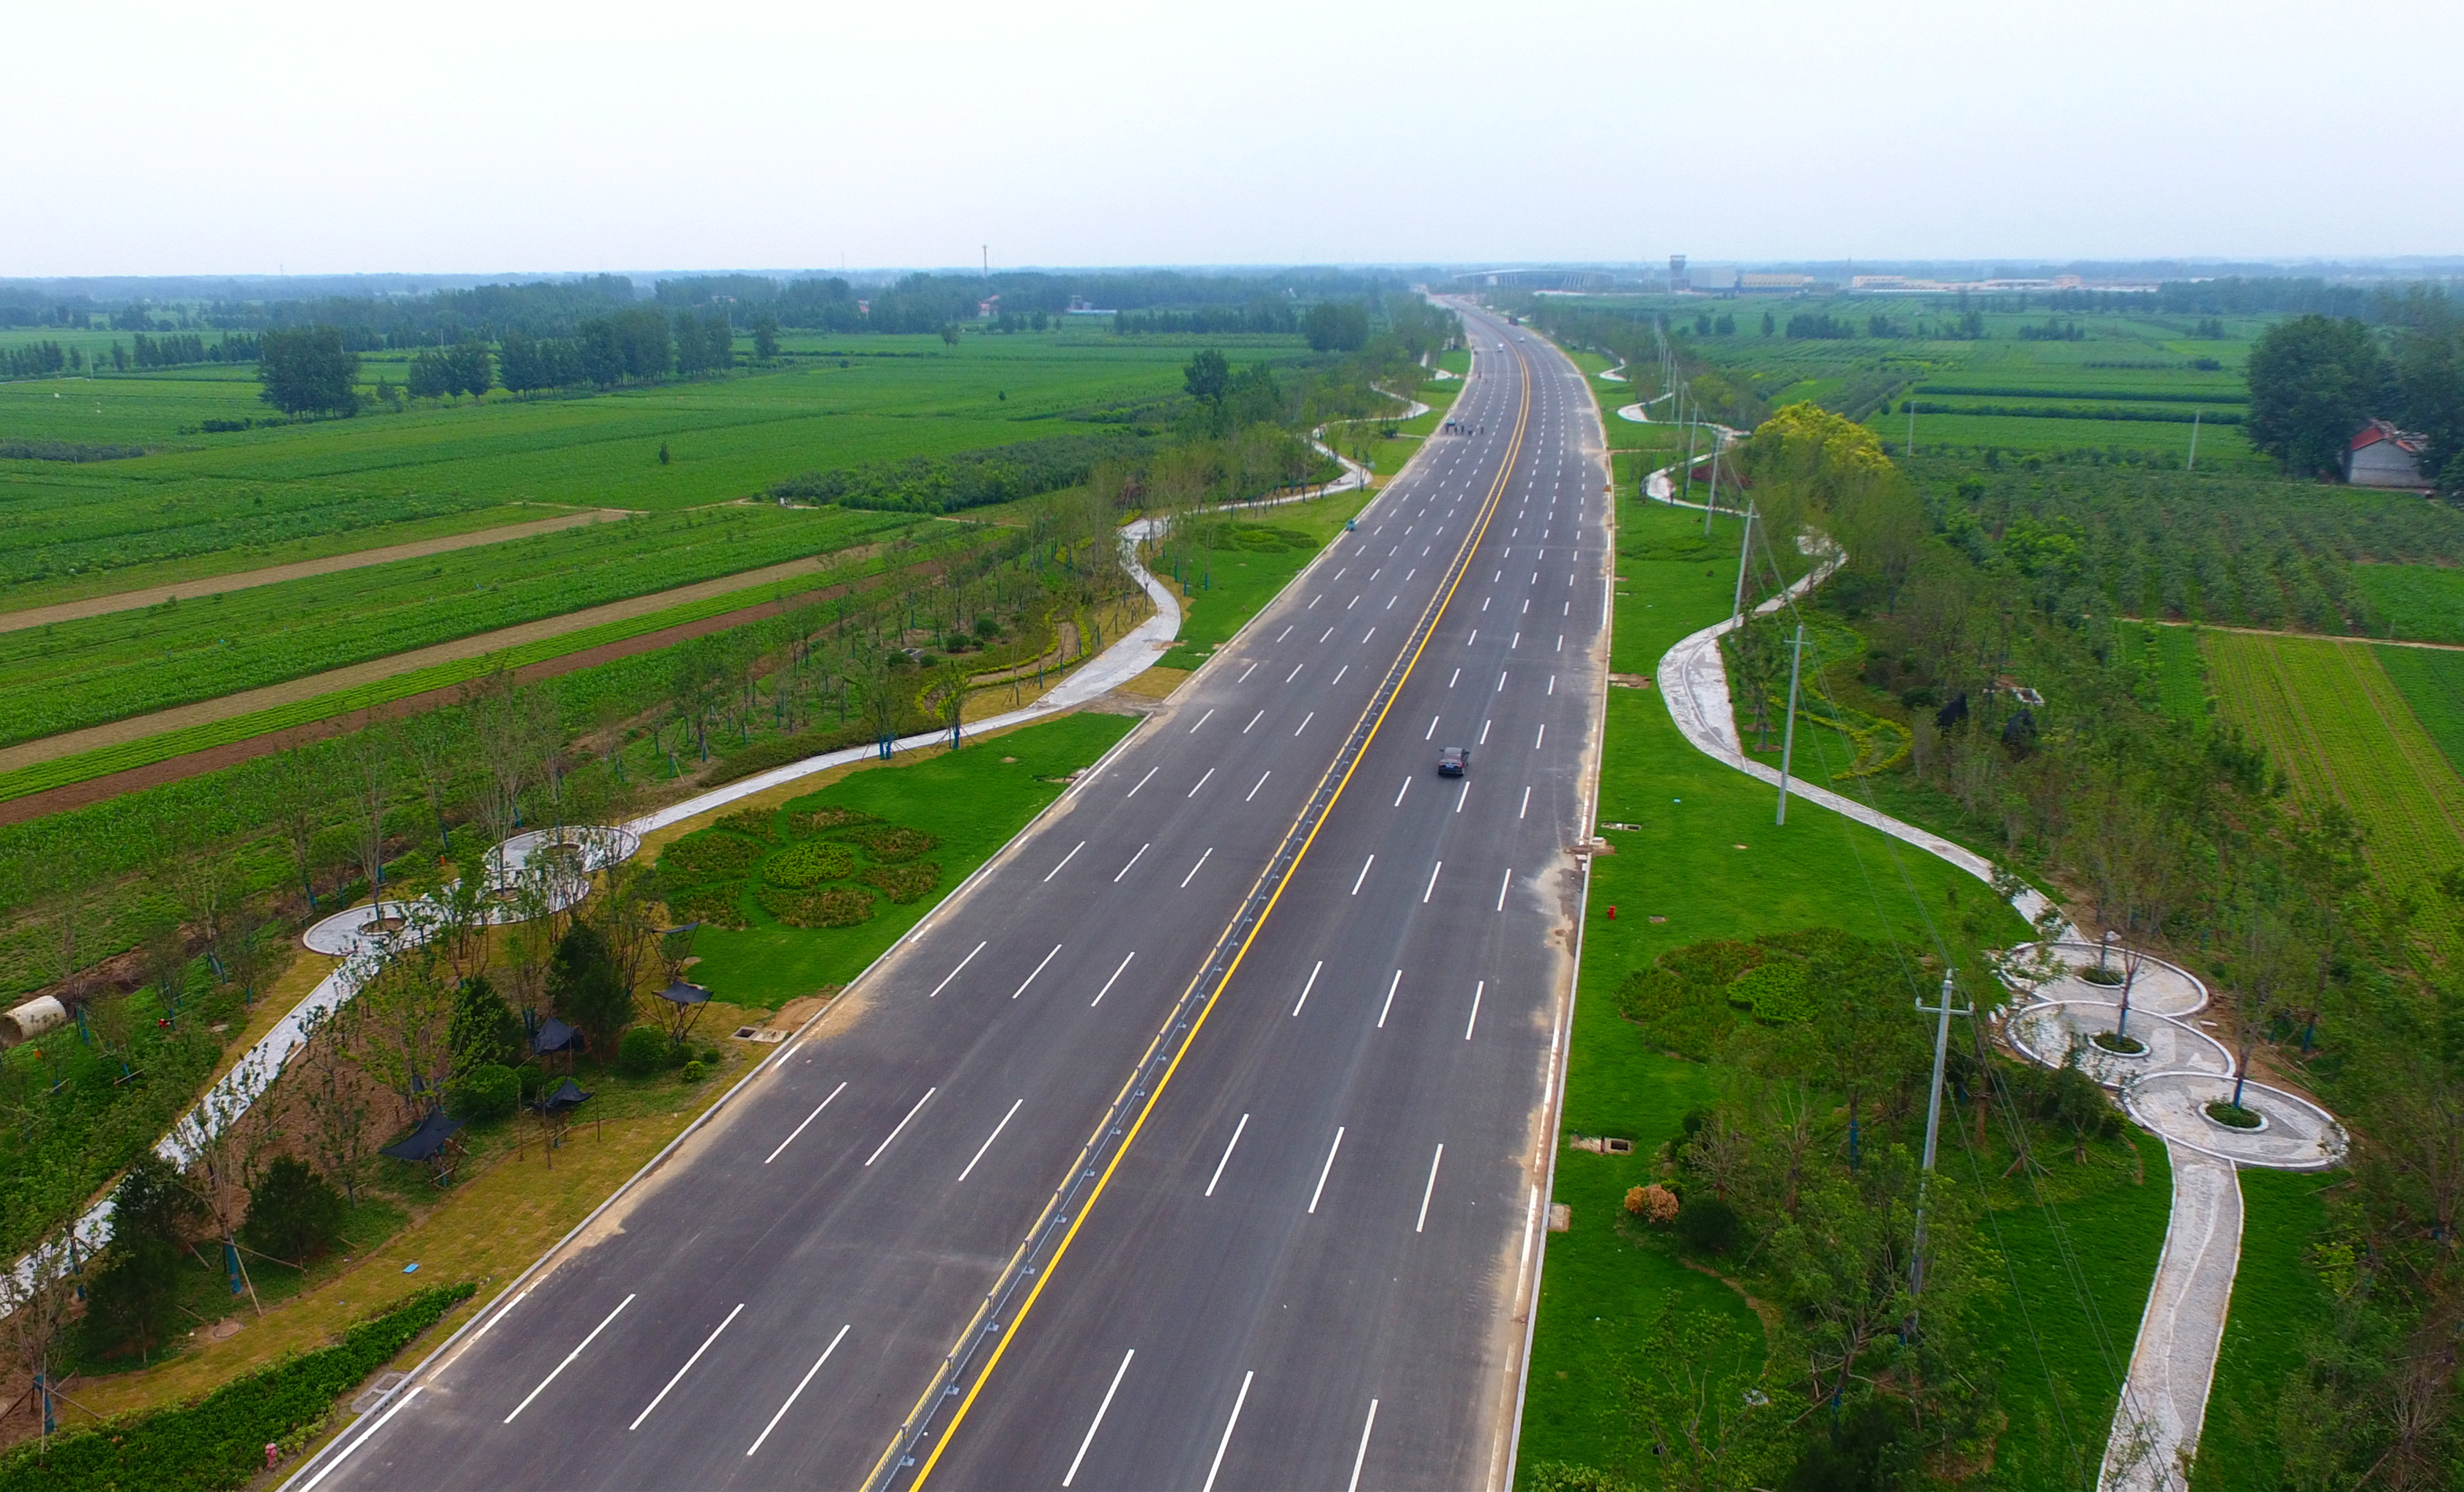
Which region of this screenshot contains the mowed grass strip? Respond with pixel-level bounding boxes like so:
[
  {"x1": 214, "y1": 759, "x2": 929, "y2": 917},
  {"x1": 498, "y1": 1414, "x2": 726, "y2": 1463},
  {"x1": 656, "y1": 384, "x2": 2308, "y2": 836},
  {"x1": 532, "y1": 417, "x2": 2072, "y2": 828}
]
[
  {"x1": 2188, "y1": 1168, "x2": 2336, "y2": 1491},
  {"x1": 0, "y1": 505, "x2": 909, "y2": 748},
  {"x1": 2204, "y1": 630, "x2": 2464, "y2": 957},
  {"x1": 2348, "y1": 563, "x2": 2464, "y2": 645},
  {"x1": 2375, "y1": 642, "x2": 2464, "y2": 776}
]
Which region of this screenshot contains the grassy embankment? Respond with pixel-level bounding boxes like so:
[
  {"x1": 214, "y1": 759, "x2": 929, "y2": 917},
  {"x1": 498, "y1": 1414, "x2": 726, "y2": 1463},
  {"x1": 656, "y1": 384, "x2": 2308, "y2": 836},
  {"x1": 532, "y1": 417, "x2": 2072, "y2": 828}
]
[
  {"x1": 1519, "y1": 500, "x2": 2165, "y2": 1489},
  {"x1": 35, "y1": 710, "x2": 1136, "y2": 1434}
]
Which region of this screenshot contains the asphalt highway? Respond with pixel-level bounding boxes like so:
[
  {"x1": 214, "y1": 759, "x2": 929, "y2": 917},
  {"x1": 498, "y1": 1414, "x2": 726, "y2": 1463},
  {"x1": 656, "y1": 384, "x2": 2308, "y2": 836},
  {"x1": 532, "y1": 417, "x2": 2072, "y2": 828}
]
[{"x1": 305, "y1": 305, "x2": 1612, "y2": 1492}]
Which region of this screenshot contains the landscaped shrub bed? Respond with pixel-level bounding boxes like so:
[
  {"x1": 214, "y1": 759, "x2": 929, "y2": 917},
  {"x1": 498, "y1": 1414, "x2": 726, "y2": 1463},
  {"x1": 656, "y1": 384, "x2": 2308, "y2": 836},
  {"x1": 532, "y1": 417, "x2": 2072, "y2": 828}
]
[
  {"x1": 833, "y1": 825, "x2": 939, "y2": 862},
  {"x1": 754, "y1": 883, "x2": 876, "y2": 928},
  {"x1": 762, "y1": 840, "x2": 858, "y2": 888},
  {"x1": 1615, "y1": 928, "x2": 1899, "y2": 1058},
  {"x1": 860, "y1": 861, "x2": 942, "y2": 903},
  {"x1": 0, "y1": 1282, "x2": 474, "y2": 1492}
]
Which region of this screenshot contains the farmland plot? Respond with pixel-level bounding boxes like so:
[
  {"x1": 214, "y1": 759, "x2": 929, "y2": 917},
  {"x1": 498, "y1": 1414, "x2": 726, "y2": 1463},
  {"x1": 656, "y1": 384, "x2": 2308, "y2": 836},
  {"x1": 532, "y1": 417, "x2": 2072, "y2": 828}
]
[{"x1": 2203, "y1": 630, "x2": 2464, "y2": 959}]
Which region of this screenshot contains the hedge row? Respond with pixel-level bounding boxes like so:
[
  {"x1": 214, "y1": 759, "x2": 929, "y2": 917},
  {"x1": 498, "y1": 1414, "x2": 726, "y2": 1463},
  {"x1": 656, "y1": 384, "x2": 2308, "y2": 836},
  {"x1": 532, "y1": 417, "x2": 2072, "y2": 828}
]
[
  {"x1": 0, "y1": 1282, "x2": 474, "y2": 1492},
  {"x1": 1899, "y1": 400, "x2": 2241, "y2": 426}
]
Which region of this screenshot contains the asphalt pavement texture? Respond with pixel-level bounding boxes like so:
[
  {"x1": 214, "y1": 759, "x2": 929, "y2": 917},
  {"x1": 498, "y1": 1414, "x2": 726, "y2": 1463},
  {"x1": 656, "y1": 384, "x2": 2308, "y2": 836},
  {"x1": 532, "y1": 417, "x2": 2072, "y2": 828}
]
[{"x1": 305, "y1": 308, "x2": 1613, "y2": 1492}]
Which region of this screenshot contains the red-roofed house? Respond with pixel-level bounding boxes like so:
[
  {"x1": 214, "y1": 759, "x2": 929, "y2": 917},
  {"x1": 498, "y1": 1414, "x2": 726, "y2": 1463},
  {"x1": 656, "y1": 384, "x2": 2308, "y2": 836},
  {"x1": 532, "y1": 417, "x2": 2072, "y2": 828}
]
[{"x1": 2346, "y1": 420, "x2": 2430, "y2": 489}]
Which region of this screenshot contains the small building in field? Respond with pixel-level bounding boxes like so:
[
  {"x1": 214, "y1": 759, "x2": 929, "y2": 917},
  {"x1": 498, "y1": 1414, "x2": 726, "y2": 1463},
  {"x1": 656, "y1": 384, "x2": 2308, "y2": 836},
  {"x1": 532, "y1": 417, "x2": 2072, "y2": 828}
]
[{"x1": 2347, "y1": 420, "x2": 2431, "y2": 489}]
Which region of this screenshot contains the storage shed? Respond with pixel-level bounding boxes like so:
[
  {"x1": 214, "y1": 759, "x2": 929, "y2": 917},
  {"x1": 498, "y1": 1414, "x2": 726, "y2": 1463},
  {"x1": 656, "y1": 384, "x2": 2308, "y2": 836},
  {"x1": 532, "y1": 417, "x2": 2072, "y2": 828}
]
[{"x1": 2347, "y1": 420, "x2": 2431, "y2": 489}]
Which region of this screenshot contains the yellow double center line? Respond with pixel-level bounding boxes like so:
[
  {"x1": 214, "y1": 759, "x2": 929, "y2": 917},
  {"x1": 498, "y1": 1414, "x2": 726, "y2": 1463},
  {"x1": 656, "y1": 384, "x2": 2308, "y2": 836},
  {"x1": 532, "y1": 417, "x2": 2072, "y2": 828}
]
[{"x1": 905, "y1": 341, "x2": 1533, "y2": 1489}]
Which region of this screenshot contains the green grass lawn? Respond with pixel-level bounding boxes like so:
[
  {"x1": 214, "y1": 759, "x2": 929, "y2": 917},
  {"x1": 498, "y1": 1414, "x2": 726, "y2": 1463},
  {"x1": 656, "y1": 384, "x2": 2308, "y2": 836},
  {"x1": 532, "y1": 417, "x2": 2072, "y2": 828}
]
[
  {"x1": 2190, "y1": 1168, "x2": 2335, "y2": 1491},
  {"x1": 683, "y1": 712, "x2": 1138, "y2": 1006},
  {"x1": 1522, "y1": 500, "x2": 2165, "y2": 1486}
]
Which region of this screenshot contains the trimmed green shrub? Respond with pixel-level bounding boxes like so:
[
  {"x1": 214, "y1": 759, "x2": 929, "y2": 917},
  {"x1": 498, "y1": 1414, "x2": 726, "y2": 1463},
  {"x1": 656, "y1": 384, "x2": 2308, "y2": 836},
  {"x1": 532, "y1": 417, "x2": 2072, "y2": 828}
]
[
  {"x1": 835, "y1": 825, "x2": 938, "y2": 862},
  {"x1": 617, "y1": 1026, "x2": 669, "y2": 1077},
  {"x1": 680, "y1": 1060, "x2": 707, "y2": 1083},
  {"x1": 450, "y1": 1063, "x2": 519, "y2": 1125},
  {"x1": 762, "y1": 840, "x2": 858, "y2": 888},
  {"x1": 754, "y1": 883, "x2": 876, "y2": 928},
  {"x1": 1727, "y1": 959, "x2": 1814, "y2": 1024},
  {"x1": 516, "y1": 1063, "x2": 546, "y2": 1102},
  {"x1": 1523, "y1": 1464, "x2": 1642, "y2": 1492},
  {"x1": 715, "y1": 806, "x2": 782, "y2": 841},
  {"x1": 860, "y1": 861, "x2": 942, "y2": 903},
  {"x1": 239, "y1": 1157, "x2": 346, "y2": 1265},
  {"x1": 804, "y1": 805, "x2": 880, "y2": 831},
  {"x1": 0, "y1": 1283, "x2": 474, "y2": 1492},
  {"x1": 1675, "y1": 1194, "x2": 1743, "y2": 1255},
  {"x1": 658, "y1": 830, "x2": 765, "y2": 880},
  {"x1": 667, "y1": 883, "x2": 749, "y2": 930}
]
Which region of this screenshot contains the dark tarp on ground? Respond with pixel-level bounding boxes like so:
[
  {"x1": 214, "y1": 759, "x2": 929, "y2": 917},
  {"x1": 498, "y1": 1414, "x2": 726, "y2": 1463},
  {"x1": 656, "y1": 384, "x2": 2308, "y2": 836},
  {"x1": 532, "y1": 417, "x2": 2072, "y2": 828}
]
[{"x1": 380, "y1": 1110, "x2": 466, "y2": 1162}]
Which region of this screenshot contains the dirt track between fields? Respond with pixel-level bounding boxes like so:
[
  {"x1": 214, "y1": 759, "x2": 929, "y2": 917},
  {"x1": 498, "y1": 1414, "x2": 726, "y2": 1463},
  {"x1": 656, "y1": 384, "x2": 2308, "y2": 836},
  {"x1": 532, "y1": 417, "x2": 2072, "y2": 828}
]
[
  {"x1": 0, "y1": 506, "x2": 632, "y2": 633},
  {"x1": 0, "y1": 552, "x2": 914, "y2": 826}
]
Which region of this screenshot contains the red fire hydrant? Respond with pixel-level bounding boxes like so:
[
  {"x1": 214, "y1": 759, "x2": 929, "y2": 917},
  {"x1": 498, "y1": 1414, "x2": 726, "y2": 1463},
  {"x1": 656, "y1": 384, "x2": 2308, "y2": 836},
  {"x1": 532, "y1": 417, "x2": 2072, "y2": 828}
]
[
  {"x1": 1607, "y1": 905, "x2": 1618, "y2": 920},
  {"x1": 266, "y1": 1443, "x2": 280, "y2": 1471}
]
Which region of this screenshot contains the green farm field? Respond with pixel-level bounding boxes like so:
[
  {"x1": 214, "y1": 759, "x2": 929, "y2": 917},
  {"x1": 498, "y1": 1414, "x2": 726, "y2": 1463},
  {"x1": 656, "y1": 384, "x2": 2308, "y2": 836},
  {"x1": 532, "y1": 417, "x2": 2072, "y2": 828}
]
[
  {"x1": 0, "y1": 504, "x2": 914, "y2": 749},
  {"x1": 2348, "y1": 563, "x2": 2464, "y2": 644},
  {"x1": 2203, "y1": 630, "x2": 2464, "y2": 958},
  {"x1": 2376, "y1": 642, "x2": 2464, "y2": 776}
]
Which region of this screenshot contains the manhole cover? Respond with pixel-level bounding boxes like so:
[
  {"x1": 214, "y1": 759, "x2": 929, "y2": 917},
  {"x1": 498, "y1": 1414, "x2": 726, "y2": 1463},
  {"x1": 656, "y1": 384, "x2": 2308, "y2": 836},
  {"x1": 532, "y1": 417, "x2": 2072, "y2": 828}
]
[{"x1": 351, "y1": 1373, "x2": 408, "y2": 1416}]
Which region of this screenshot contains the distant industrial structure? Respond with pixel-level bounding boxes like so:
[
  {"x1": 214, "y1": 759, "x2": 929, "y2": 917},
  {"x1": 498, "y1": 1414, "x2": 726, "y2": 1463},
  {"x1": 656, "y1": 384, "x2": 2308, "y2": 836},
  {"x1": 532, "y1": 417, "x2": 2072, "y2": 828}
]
[
  {"x1": 1668, "y1": 254, "x2": 1689, "y2": 292},
  {"x1": 1850, "y1": 273, "x2": 2159, "y2": 294}
]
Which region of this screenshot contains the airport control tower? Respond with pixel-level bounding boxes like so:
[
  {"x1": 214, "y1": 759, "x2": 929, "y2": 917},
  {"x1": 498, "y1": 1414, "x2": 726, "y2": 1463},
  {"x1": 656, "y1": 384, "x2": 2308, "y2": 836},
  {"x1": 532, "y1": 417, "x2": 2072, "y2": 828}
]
[{"x1": 1668, "y1": 253, "x2": 1689, "y2": 292}]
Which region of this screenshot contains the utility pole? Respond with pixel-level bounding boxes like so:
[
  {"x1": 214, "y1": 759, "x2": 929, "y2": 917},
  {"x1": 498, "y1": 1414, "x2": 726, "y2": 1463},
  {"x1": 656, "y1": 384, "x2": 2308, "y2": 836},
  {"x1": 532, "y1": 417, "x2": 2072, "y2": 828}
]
[
  {"x1": 1907, "y1": 401, "x2": 1916, "y2": 457},
  {"x1": 1776, "y1": 623, "x2": 1806, "y2": 823},
  {"x1": 2186, "y1": 409, "x2": 2200, "y2": 471},
  {"x1": 1703, "y1": 431, "x2": 1725, "y2": 536},
  {"x1": 1730, "y1": 501, "x2": 1756, "y2": 621},
  {"x1": 1681, "y1": 419, "x2": 1698, "y2": 505},
  {"x1": 1909, "y1": 967, "x2": 1973, "y2": 1311}
]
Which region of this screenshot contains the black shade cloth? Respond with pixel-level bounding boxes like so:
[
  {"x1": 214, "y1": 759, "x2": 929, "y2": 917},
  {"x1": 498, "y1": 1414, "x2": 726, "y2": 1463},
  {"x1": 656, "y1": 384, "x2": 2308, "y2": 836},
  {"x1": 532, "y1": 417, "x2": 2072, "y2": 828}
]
[
  {"x1": 532, "y1": 1016, "x2": 580, "y2": 1054},
  {"x1": 380, "y1": 1110, "x2": 465, "y2": 1162},
  {"x1": 655, "y1": 979, "x2": 712, "y2": 1006},
  {"x1": 537, "y1": 1078, "x2": 592, "y2": 1113}
]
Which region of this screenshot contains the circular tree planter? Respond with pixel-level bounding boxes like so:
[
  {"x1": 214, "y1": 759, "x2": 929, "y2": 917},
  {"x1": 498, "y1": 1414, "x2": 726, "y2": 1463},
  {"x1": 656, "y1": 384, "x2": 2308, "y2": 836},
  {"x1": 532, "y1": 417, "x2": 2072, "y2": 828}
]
[
  {"x1": 2203, "y1": 1100, "x2": 2268, "y2": 1132},
  {"x1": 2091, "y1": 1029, "x2": 2149, "y2": 1055},
  {"x1": 2077, "y1": 965, "x2": 2126, "y2": 987}
]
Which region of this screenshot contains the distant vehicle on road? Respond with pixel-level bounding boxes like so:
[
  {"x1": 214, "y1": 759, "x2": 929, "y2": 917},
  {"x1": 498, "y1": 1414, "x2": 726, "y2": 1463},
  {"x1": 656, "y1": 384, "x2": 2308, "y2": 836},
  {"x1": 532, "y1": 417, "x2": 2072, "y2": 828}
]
[{"x1": 1437, "y1": 746, "x2": 1469, "y2": 777}]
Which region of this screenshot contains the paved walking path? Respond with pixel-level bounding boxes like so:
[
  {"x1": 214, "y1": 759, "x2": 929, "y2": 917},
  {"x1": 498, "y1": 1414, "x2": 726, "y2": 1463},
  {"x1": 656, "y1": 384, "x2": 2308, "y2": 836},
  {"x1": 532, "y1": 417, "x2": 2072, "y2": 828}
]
[{"x1": 1639, "y1": 440, "x2": 2348, "y2": 1491}]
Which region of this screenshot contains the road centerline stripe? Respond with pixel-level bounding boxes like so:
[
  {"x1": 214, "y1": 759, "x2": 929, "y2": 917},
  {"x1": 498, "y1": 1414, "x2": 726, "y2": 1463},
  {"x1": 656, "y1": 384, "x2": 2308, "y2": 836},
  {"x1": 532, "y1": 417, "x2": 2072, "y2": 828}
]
[
  {"x1": 630, "y1": 1302, "x2": 745, "y2": 1430},
  {"x1": 1205, "y1": 1113, "x2": 1250, "y2": 1197},
  {"x1": 764, "y1": 1080, "x2": 849, "y2": 1164},
  {"x1": 864, "y1": 1088, "x2": 937, "y2": 1165},
  {"x1": 957, "y1": 1099, "x2": 1024, "y2": 1182},
  {"x1": 505, "y1": 1294, "x2": 633, "y2": 1423}
]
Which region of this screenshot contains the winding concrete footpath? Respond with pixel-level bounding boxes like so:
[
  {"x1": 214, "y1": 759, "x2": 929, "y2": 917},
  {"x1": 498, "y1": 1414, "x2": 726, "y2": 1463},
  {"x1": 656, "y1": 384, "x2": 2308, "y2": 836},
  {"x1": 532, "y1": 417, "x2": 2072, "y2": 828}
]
[
  {"x1": 3, "y1": 525, "x2": 1188, "y2": 1310},
  {"x1": 1641, "y1": 446, "x2": 2350, "y2": 1491}
]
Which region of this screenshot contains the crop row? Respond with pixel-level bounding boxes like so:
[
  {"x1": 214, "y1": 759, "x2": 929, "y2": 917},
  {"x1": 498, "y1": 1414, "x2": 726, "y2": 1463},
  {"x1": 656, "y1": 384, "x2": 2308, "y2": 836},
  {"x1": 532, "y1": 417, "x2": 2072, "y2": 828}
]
[
  {"x1": 0, "y1": 506, "x2": 912, "y2": 747},
  {"x1": 1910, "y1": 383, "x2": 2247, "y2": 404}
]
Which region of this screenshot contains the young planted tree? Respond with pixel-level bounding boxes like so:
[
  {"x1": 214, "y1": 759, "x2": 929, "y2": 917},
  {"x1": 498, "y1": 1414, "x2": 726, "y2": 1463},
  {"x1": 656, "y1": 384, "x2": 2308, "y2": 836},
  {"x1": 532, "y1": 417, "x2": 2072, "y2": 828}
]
[
  {"x1": 295, "y1": 1003, "x2": 375, "y2": 1202},
  {"x1": 352, "y1": 945, "x2": 456, "y2": 1121},
  {"x1": 82, "y1": 1155, "x2": 201, "y2": 1358},
  {"x1": 548, "y1": 921, "x2": 634, "y2": 1057}
]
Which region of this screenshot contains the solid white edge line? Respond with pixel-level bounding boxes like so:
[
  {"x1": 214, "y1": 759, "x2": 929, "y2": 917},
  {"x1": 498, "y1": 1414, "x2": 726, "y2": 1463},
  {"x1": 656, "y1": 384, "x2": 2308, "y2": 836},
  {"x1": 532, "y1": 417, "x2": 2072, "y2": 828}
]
[
  {"x1": 1205, "y1": 1112, "x2": 1251, "y2": 1197},
  {"x1": 466, "y1": 1290, "x2": 526, "y2": 1345},
  {"x1": 863, "y1": 1087, "x2": 937, "y2": 1166},
  {"x1": 298, "y1": 1386, "x2": 422, "y2": 1491},
  {"x1": 1350, "y1": 854, "x2": 1374, "y2": 895},
  {"x1": 927, "y1": 942, "x2": 986, "y2": 999},
  {"x1": 745, "y1": 1324, "x2": 850, "y2": 1456},
  {"x1": 956, "y1": 1099, "x2": 1024, "y2": 1182},
  {"x1": 1423, "y1": 860, "x2": 1443, "y2": 903},
  {"x1": 1063, "y1": 1348, "x2": 1136, "y2": 1487},
  {"x1": 1010, "y1": 943, "x2": 1063, "y2": 999},
  {"x1": 1416, "y1": 1143, "x2": 1445, "y2": 1233},
  {"x1": 1307, "y1": 1126, "x2": 1346, "y2": 1214},
  {"x1": 1348, "y1": 1398, "x2": 1380, "y2": 1492},
  {"x1": 764, "y1": 1080, "x2": 848, "y2": 1164},
  {"x1": 630, "y1": 1302, "x2": 745, "y2": 1430},
  {"x1": 1043, "y1": 841, "x2": 1085, "y2": 882},
  {"x1": 505, "y1": 1293, "x2": 633, "y2": 1423},
  {"x1": 1202, "y1": 1370, "x2": 1257, "y2": 1492},
  {"x1": 1112, "y1": 843, "x2": 1149, "y2": 882},
  {"x1": 1092, "y1": 951, "x2": 1134, "y2": 1007},
  {"x1": 1466, "y1": 980, "x2": 1485, "y2": 1041},
  {"x1": 1292, "y1": 959, "x2": 1323, "y2": 1017}
]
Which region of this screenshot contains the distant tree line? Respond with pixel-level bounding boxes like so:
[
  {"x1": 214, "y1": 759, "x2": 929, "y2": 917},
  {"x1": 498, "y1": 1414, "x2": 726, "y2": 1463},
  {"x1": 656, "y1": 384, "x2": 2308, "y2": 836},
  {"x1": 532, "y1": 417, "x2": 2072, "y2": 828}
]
[
  {"x1": 768, "y1": 429, "x2": 1157, "y2": 514},
  {"x1": 1114, "y1": 303, "x2": 1300, "y2": 335},
  {"x1": 498, "y1": 310, "x2": 733, "y2": 393},
  {"x1": 1, "y1": 341, "x2": 78, "y2": 379},
  {"x1": 119, "y1": 330, "x2": 259, "y2": 369}
]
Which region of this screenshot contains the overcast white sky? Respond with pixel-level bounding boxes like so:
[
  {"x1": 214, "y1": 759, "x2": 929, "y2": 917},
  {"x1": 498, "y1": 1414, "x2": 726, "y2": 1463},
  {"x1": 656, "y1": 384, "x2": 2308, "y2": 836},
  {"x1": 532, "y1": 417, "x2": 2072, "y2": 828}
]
[{"x1": 10, "y1": 0, "x2": 2460, "y2": 278}]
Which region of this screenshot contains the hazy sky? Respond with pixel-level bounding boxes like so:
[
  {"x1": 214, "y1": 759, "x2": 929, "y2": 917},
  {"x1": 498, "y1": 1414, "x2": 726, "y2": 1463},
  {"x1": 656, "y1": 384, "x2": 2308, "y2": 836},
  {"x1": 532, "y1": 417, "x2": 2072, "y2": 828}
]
[{"x1": 12, "y1": 0, "x2": 2460, "y2": 278}]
